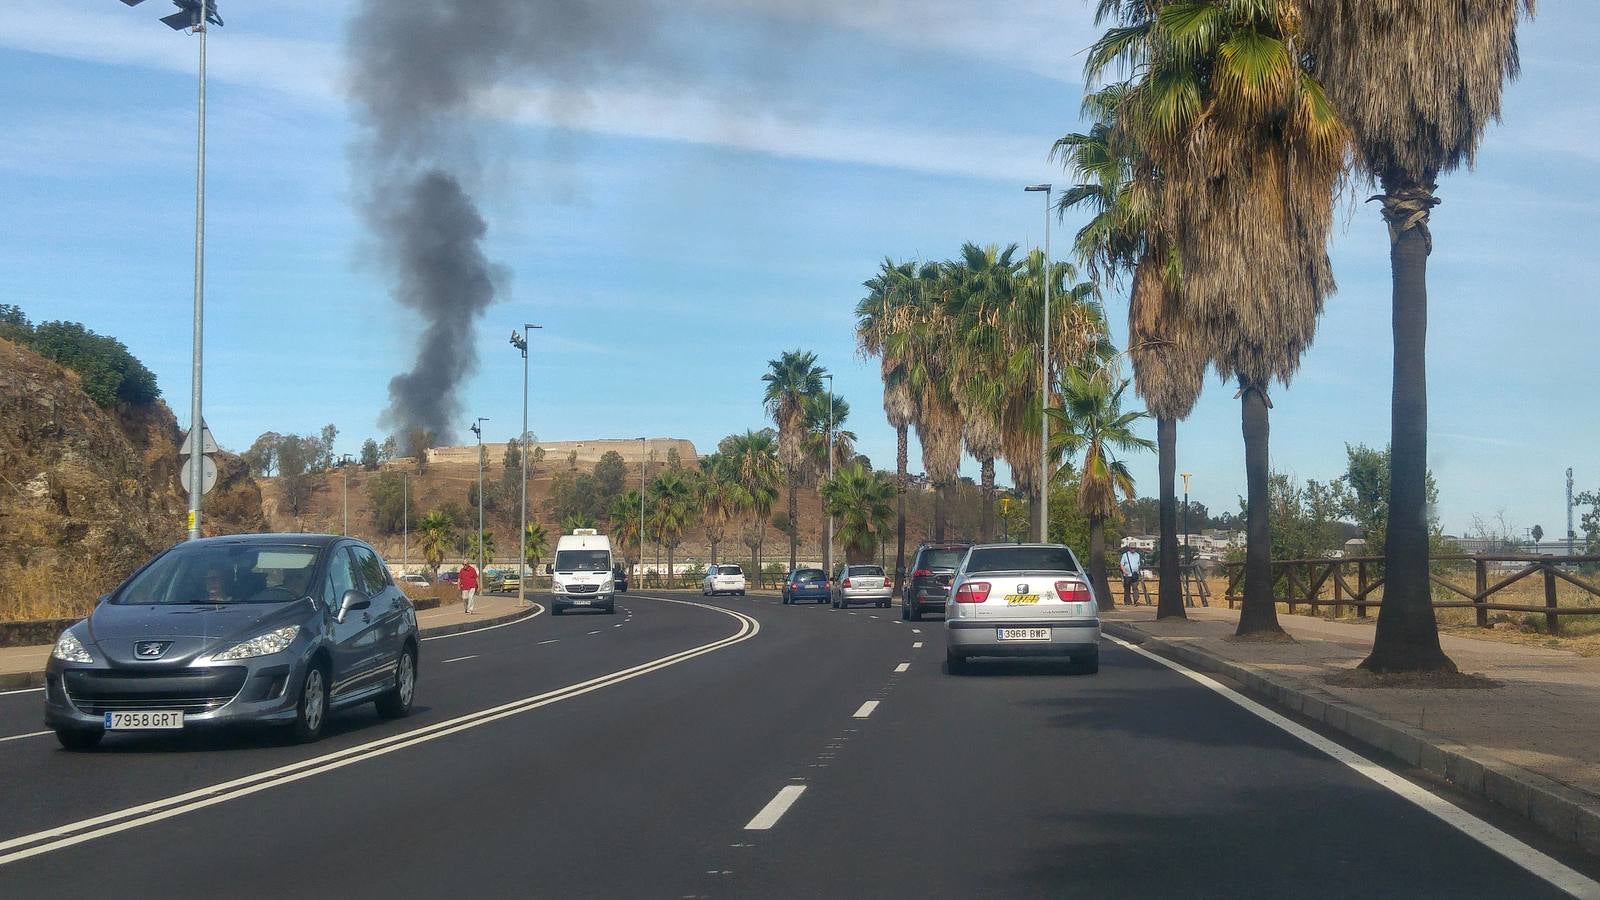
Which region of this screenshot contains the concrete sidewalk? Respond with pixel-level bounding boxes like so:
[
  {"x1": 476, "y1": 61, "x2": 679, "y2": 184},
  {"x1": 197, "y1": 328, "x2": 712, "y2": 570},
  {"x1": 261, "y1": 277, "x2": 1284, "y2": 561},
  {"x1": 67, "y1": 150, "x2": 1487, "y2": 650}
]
[
  {"x1": 0, "y1": 592, "x2": 538, "y2": 690},
  {"x1": 1103, "y1": 605, "x2": 1600, "y2": 854}
]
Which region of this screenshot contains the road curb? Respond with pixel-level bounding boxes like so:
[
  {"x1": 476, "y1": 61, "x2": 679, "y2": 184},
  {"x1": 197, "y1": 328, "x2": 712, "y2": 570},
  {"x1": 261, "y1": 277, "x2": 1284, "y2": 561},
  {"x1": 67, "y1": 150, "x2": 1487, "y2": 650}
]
[
  {"x1": 1103, "y1": 621, "x2": 1600, "y2": 856},
  {"x1": 0, "y1": 603, "x2": 543, "y2": 693}
]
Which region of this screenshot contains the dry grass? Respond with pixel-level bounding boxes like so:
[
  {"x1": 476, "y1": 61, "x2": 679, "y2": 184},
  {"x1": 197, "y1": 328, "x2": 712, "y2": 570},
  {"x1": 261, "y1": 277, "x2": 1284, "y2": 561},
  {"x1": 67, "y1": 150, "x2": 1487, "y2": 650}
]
[{"x1": 0, "y1": 561, "x2": 121, "y2": 622}]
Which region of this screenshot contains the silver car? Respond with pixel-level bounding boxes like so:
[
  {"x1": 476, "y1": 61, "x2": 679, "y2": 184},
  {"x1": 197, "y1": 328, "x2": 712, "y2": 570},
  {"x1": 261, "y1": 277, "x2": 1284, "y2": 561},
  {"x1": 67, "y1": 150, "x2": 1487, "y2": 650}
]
[
  {"x1": 831, "y1": 564, "x2": 892, "y2": 609},
  {"x1": 944, "y1": 543, "x2": 1100, "y2": 674},
  {"x1": 44, "y1": 534, "x2": 419, "y2": 749}
]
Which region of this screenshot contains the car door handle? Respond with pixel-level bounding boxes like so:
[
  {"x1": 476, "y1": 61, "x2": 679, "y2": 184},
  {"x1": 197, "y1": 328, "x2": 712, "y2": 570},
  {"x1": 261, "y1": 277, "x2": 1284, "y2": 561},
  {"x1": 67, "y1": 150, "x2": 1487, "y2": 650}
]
[{"x1": 362, "y1": 612, "x2": 371, "y2": 624}]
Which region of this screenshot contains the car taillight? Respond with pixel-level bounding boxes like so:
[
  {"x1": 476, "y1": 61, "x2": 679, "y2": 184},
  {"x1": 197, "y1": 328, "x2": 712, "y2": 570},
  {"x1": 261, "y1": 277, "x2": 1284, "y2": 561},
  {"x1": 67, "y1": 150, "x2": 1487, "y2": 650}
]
[
  {"x1": 842, "y1": 578, "x2": 852, "y2": 588},
  {"x1": 954, "y1": 581, "x2": 990, "y2": 603},
  {"x1": 912, "y1": 568, "x2": 933, "y2": 578},
  {"x1": 1055, "y1": 580, "x2": 1091, "y2": 603},
  {"x1": 790, "y1": 582, "x2": 799, "y2": 590}
]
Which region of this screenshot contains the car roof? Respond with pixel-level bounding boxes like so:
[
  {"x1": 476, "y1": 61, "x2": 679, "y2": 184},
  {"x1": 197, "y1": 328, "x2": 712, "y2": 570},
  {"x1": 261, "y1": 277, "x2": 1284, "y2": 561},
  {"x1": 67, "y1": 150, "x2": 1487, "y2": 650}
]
[
  {"x1": 183, "y1": 533, "x2": 346, "y2": 548},
  {"x1": 967, "y1": 542, "x2": 1072, "y2": 550},
  {"x1": 916, "y1": 542, "x2": 974, "y2": 551}
]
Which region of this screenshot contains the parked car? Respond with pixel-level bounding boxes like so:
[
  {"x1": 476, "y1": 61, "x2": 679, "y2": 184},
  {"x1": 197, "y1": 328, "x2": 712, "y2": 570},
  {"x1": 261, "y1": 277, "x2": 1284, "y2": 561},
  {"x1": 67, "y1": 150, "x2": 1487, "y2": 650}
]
[
  {"x1": 612, "y1": 564, "x2": 629, "y2": 593},
  {"x1": 944, "y1": 543, "x2": 1099, "y2": 675},
  {"x1": 440, "y1": 570, "x2": 460, "y2": 585},
  {"x1": 781, "y1": 568, "x2": 829, "y2": 604},
  {"x1": 494, "y1": 570, "x2": 521, "y2": 593},
  {"x1": 902, "y1": 541, "x2": 973, "y2": 621},
  {"x1": 548, "y1": 529, "x2": 615, "y2": 614},
  {"x1": 703, "y1": 564, "x2": 747, "y2": 596},
  {"x1": 44, "y1": 534, "x2": 420, "y2": 749},
  {"x1": 397, "y1": 573, "x2": 431, "y2": 588},
  {"x1": 831, "y1": 564, "x2": 892, "y2": 609}
]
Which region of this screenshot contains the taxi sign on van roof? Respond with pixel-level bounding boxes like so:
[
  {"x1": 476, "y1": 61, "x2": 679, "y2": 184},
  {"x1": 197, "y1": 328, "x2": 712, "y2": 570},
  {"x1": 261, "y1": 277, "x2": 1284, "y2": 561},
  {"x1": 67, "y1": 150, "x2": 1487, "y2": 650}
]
[{"x1": 571, "y1": 528, "x2": 599, "y2": 536}]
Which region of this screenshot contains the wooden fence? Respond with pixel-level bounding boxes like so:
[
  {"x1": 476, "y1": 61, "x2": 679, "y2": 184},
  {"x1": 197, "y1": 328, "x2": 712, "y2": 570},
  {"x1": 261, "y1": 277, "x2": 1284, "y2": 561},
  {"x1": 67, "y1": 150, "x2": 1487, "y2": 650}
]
[{"x1": 1222, "y1": 554, "x2": 1600, "y2": 633}]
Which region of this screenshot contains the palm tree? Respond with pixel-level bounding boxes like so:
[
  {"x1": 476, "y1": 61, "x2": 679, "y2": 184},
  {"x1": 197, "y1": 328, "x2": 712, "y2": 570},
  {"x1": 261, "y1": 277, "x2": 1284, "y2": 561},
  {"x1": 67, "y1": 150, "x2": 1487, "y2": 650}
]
[
  {"x1": 523, "y1": 521, "x2": 549, "y2": 582},
  {"x1": 724, "y1": 430, "x2": 781, "y2": 578},
  {"x1": 819, "y1": 462, "x2": 896, "y2": 565},
  {"x1": 466, "y1": 530, "x2": 496, "y2": 565},
  {"x1": 1089, "y1": 0, "x2": 1347, "y2": 637},
  {"x1": 1299, "y1": 2, "x2": 1531, "y2": 673},
  {"x1": 648, "y1": 469, "x2": 697, "y2": 586},
  {"x1": 561, "y1": 512, "x2": 596, "y2": 533},
  {"x1": 948, "y1": 243, "x2": 1022, "y2": 543},
  {"x1": 858, "y1": 259, "x2": 920, "y2": 592},
  {"x1": 693, "y1": 455, "x2": 737, "y2": 566},
  {"x1": 896, "y1": 263, "x2": 962, "y2": 541},
  {"x1": 801, "y1": 390, "x2": 856, "y2": 572},
  {"x1": 607, "y1": 491, "x2": 641, "y2": 570},
  {"x1": 1049, "y1": 364, "x2": 1154, "y2": 609},
  {"x1": 416, "y1": 510, "x2": 455, "y2": 576},
  {"x1": 762, "y1": 350, "x2": 826, "y2": 571},
  {"x1": 1055, "y1": 83, "x2": 1208, "y2": 621}
]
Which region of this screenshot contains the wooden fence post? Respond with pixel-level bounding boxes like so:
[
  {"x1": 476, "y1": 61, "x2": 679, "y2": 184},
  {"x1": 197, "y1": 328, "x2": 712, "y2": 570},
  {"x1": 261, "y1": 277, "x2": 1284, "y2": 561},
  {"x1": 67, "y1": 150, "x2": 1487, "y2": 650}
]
[
  {"x1": 1545, "y1": 564, "x2": 1560, "y2": 634},
  {"x1": 1474, "y1": 557, "x2": 1489, "y2": 628},
  {"x1": 1357, "y1": 560, "x2": 1369, "y2": 618},
  {"x1": 1332, "y1": 560, "x2": 1344, "y2": 619}
]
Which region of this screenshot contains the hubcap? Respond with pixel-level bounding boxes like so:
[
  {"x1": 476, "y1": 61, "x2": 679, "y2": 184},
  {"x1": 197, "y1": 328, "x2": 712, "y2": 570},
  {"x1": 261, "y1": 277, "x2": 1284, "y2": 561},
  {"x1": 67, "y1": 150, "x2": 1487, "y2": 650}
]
[
  {"x1": 304, "y1": 669, "x2": 325, "y2": 732},
  {"x1": 398, "y1": 652, "x2": 415, "y2": 705}
]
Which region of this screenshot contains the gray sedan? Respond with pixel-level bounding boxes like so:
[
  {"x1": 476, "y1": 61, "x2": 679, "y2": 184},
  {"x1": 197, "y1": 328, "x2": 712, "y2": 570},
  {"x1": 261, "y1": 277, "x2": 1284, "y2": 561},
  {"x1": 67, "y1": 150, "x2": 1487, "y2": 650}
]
[
  {"x1": 831, "y1": 565, "x2": 893, "y2": 609},
  {"x1": 44, "y1": 534, "x2": 419, "y2": 749}
]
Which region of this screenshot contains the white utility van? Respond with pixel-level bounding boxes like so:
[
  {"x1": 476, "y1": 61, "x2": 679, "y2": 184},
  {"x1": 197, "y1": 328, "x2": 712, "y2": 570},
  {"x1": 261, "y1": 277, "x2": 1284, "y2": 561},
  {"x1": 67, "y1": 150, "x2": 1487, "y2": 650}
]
[{"x1": 547, "y1": 529, "x2": 615, "y2": 615}]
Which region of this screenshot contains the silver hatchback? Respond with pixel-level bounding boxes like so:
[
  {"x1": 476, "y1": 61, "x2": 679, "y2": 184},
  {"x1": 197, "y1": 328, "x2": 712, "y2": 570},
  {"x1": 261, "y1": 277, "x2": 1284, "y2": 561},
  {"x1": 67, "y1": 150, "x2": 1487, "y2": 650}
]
[
  {"x1": 944, "y1": 543, "x2": 1100, "y2": 674},
  {"x1": 831, "y1": 564, "x2": 892, "y2": 609}
]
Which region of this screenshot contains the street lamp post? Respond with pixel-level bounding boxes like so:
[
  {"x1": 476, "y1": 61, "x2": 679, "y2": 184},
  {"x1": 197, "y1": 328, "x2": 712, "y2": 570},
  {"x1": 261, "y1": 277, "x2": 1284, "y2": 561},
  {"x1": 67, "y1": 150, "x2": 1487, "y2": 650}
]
[
  {"x1": 472, "y1": 417, "x2": 489, "y2": 578},
  {"x1": 1181, "y1": 472, "x2": 1193, "y2": 557},
  {"x1": 339, "y1": 454, "x2": 354, "y2": 536},
  {"x1": 402, "y1": 471, "x2": 408, "y2": 573},
  {"x1": 120, "y1": 0, "x2": 223, "y2": 540},
  {"x1": 1025, "y1": 183, "x2": 1052, "y2": 542},
  {"x1": 511, "y1": 324, "x2": 541, "y2": 606},
  {"x1": 639, "y1": 437, "x2": 648, "y2": 587}
]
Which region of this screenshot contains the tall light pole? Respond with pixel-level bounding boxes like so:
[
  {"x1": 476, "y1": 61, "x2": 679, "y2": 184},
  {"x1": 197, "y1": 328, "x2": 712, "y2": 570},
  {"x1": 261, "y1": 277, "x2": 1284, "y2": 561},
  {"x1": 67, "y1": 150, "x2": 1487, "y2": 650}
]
[
  {"x1": 471, "y1": 417, "x2": 489, "y2": 577},
  {"x1": 639, "y1": 437, "x2": 648, "y2": 585},
  {"x1": 121, "y1": 0, "x2": 223, "y2": 539},
  {"x1": 1025, "y1": 183, "x2": 1053, "y2": 542},
  {"x1": 824, "y1": 372, "x2": 834, "y2": 575},
  {"x1": 339, "y1": 454, "x2": 353, "y2": 535},
  {"x1": 1181, "y1": 471, "x2": 1193, "y2": 556},
  {"x1": 511, "y1": 324, "x2": 541, "y2": 606},
  {"x1": 402, "y1": 470, "x2": 409, "y2": 572}
]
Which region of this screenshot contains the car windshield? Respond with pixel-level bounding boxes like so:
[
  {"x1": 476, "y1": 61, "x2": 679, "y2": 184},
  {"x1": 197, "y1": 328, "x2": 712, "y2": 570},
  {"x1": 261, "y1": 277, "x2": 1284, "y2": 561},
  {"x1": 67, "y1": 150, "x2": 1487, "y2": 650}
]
[
  {"x1": 794, "y1": 569, "x2": 825, "y2": 582},
  {"x1": 918, "y1": 548, "x2": 966, "y2": 570},
  {"x1": 114, "y1": 543, "x2": 322, "y2": 605},
  {"x1": 964, "y1": 546, "x2": 1080, "y2": 575},
  {"x1": 554, "y1": 549, "x2": 609, "y2": 572},
  {"x1": 718, "y1": 565, "x2": 743, "y2": 575},
  {"x1": 848, "y1": 566, "x2": 884, "y2": 576}
]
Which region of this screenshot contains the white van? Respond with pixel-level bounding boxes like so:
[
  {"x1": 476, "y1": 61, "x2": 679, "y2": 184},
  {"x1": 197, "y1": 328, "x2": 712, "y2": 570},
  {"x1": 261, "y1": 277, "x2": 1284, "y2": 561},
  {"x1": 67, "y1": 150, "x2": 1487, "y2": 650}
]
[{"x1": 548, "y1": 529, "x2": 615, "y2": 615}]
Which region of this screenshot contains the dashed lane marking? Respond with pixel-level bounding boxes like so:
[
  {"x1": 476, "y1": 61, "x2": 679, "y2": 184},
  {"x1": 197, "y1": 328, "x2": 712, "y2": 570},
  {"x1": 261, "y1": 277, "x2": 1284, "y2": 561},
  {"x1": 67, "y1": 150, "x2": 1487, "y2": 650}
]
[
  {"x1": 894, "y1": 663, "x2": 909, "y2": 673},
  {"x1": 744, "y1": 785, "x2": 807, "y2": 831},
  {"x1": 852, "y1": 700, "x2": 879, "y2": 719}
]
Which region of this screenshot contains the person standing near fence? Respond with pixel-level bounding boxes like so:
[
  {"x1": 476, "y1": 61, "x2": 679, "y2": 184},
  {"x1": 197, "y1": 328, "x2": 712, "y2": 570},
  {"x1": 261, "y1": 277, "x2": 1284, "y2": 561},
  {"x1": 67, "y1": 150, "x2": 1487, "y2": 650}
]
[
  {"x1": 459, "y1": 558, "x2": 479, "y2": 615},
  {"x1": 1119, "y1": 542, "x2": 1143, "y2": 606}
]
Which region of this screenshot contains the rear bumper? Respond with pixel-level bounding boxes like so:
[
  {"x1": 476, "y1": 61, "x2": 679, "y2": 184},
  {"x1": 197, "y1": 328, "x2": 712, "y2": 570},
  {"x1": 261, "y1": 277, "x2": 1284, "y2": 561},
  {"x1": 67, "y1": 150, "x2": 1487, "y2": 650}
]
[
  {"x1": 945, "y1": 619, "x2": 1100, "y2": 658},
  {"x1": 786, "y1": 590, "x2": 829, "y2": 601},
  {"x1": 837, "y1": 590, "x2": 892, "y2": 605},
  {"x1": 908, "y1": 588, "x2": 949, "y2": 612}
]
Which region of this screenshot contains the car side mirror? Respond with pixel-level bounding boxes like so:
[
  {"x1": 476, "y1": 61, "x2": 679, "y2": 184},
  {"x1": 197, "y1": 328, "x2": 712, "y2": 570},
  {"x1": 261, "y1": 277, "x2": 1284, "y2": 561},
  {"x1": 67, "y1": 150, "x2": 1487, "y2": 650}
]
[
  {"x1": 544, "y1": 563, "x2": 553, "y2": 575},
  {"x1": 337, "y1": 589, "x2": 371, "y2": 623}
]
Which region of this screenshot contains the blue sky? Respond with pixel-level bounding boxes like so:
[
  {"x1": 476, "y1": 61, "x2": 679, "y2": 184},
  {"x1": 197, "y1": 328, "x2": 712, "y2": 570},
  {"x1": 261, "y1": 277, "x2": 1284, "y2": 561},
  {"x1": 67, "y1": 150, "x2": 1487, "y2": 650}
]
[{"x1": 1, "y1": 1, "x2": 1595, "y2": 537}]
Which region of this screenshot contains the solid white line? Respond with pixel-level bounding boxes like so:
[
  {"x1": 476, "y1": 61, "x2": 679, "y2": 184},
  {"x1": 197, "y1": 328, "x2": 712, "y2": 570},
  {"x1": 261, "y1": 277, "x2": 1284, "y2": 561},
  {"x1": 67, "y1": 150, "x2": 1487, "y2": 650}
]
[
  {"x1": 0, "y1": 596, "x2": 758, "y2": 868},
  {"x1": 0, "y1": 687, "x2": 43, "y2": 697},
  {"x1": 537, "y1": 639, "x2": 559, "y2": 645},
  {"x1": 744, "y1": 785, "x2": 806, "y2": 830},
  {"x1": 440, "y1": 655, "x2": 477, "y2": 664},
  {"x1": 0, "y1": 730, "x2": 50, "y2": 744},
  {"x1": 913, "y1": 642, "x2": 924, "y2": 649},
  {"x1": 894, "y1": 663, "x2": 909, "y2": 673},
  {"x1": 1104, "y1": 635, "x2": 1600, "y2": 898},
  {"x1": 852, "y1": 701, "x2": 879, "y2": 719},
  {"x1": 587, "y1": 630, "x2": 601, "y2": 635},
  {"x1": 420, "y1": 604, "x2": 543, "y2": 642}
]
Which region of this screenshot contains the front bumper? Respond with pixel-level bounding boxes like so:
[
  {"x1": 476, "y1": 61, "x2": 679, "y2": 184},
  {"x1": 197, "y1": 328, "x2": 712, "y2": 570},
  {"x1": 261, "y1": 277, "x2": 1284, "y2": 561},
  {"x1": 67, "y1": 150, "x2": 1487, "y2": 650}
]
[
  {"x1": 44, "y1": 653, "x2": 309, "y2": 732},
  {"x1": 551, "y1": 591, "x2": 614, "y2": 610},
  {"x1": 945, "y1": 619, "x2": 1101, "y2": 659}
]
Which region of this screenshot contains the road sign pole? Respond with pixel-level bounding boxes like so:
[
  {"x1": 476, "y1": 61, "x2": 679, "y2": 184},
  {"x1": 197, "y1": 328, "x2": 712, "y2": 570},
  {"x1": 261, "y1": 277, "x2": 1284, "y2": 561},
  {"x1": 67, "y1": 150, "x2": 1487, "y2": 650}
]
[{"x1": 187, "y1": 12, "x2": 208, "y2": 540}]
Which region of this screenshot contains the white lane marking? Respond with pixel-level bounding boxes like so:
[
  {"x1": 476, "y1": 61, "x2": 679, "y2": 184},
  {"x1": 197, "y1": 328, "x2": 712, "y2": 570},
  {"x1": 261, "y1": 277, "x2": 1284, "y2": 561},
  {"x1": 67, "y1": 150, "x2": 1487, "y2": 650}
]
[
  {"x1": 440, "y1": 655, "x2": 477, "y2": 664},
  {"x1": 0, "y1": 687, "x2": 43, "y2": 697},
  {"x1": 538, "y1": 639, "x2": 559, "y2": 645},
  {"x1": 1105, "y1": 635, "x2": 1600, "y2": 898},
  {"x1": 868, "y1": 615, "x2": 879, "y2": 619},
  {"x1": 913, "y1": 642, "x2": 924, "y2": 649},
  {"x1": 912, "y1": 629, "x2": 921, "y2": 634},
  {"x1": 0, "y1": 730, "x2": 50, "y2": 744},
  {"x1": 852, "y1": 701, "x2": 879, "y2": 719},
  {"x1": 587, "y1": 630, "x2": 601, "y2": 635},
  {"x1": 894, "y1": 663, "x2": 909, "y2": 673},
  {"x1": 420, "y1": 604, "x2": 543, "y2": 642},
  {"x1": 744, "y1": 785, "x2": 807, "y2": 831},
  {"x1": 0, "y1": 596, "x2": 758, "y2": 868}
]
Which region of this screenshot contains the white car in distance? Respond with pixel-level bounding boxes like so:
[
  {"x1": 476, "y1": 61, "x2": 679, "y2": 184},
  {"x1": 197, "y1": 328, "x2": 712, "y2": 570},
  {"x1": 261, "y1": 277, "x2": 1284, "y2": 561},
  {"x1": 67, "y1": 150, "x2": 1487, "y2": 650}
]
[{"x1": 703, "y1": 564, "x2": 747, "y2": 596}]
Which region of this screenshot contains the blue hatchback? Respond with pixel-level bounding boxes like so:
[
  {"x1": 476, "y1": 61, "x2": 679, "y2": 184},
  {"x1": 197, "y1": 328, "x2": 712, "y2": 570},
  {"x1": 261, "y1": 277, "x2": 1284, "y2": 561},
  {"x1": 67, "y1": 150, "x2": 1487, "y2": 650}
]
[{"x1": 781, "y1": 568, "x2": 830, "y2": 604}]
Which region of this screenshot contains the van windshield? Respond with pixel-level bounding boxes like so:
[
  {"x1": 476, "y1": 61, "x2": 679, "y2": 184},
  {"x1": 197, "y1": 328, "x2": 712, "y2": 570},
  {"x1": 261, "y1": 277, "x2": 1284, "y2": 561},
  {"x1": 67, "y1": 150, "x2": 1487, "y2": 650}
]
[{"x1": 554, "y1": 549, "x2": 610, "y2": 572}]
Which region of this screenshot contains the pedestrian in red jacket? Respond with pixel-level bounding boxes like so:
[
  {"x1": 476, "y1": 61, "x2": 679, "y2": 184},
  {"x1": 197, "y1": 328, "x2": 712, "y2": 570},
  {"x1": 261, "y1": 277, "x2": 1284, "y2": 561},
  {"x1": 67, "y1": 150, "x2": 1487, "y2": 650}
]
[{"x1": 459, "y1": 560, "x2": 479, "y2": 614}]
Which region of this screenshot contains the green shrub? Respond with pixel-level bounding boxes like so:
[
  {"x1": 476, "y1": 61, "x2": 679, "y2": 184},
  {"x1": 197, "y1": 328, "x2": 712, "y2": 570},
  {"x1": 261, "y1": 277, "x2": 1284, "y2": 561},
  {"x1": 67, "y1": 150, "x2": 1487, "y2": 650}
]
[{"x1": 1, "y1": 308, "x2": 160, "y2": 408}]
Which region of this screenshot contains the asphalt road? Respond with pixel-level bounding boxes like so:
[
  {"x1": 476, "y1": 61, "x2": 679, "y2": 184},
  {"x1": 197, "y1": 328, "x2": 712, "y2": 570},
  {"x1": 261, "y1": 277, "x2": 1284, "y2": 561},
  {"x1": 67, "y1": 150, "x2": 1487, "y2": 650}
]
[{"x1": 0, "y1": 591, "x2": 1593, "y2": 898}]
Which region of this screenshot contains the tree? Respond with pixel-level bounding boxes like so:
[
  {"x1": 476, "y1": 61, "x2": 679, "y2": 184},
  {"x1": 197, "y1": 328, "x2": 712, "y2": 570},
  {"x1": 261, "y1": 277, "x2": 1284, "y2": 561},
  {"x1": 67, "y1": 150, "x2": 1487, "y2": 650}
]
[
  {"x1": 609, "y1": 491, "x2": 643, "y2": 568},
  {"x1": 242, "y1": 432, "x2": 282, "y2": 478},
  {"x1": 763, "y1": 350, "x2": 826, "y2": 572},
  {"x1": 315, "y1": 424, "x2": 339, "y2": 473},
  {"x1": 724, "y1": 430, "x2": 781, "y2": 578},
  {"x1": 819, "y1": 463, "x2": 896, "y2": 565},
  {"x1": 1337, "y1": 443, "x2": 1438, "y2": 554},
  {"x1": 276, "y1": 433, "x2": 315, "y2": 516},
  {"x1": 1049, "y1": 365, "x2": 1153, "y2": 609},
  {"x1": 567, "y1": 448, "x2": 579, "y2": 471},
  {"x1": 366, "y1": 471, "x2": 412, "y2": 535},
  {"x1": 1299, "y1": 0, "x2": 1533, "y2": 672},
  {"x1": 17, "y1": 318, "x2": 161, "y2": 408},
  {"x1": 1531, "y1": 524, "x2": 1545, "y2": 545},
  {"x1": 593, "y1": 451, "x2": 628, "y2": 507},
  {"x1": 523, "y1": 522, "x2": 550, "y2": 577},
  {"x1": 360, "y1": 438, "x2": 380, "y2": 471},
  {"x1": 466, "y1": 530, "x2": 496, "y2": 564},
  {"x1": 666, "y1": 447, "x2": 683, "y2": 470},
  {"x1": 946, "y1": 243, "x2": 1021, "y2": 544},
  {"x1": 858, "y1": 259, "x2": 921, "y2": 589},
  {"x1": 561, "y1": 512, "x2": 597, "y2": 533},
  {"x1": 416, "y1": 511, "x2": 455, "y2": 575},
  {"x1": 503, "y1": 437, "x2": 522, "y2": 474},
  {"x1": 695, "y1": 454, "x2": 738, "y2": 565},
  {"x1": 406, "y1": 428, "x2": 435, "y2": 474},
  {"x1": 379, "y1": 435, "x2": 398, "y2": 463},
  {"x1": 648, "y1": 469, "x2": 697, "y2": 584},
  {"x1": 1089, "y1": 0, "x2": 1346, "y2": 637}
]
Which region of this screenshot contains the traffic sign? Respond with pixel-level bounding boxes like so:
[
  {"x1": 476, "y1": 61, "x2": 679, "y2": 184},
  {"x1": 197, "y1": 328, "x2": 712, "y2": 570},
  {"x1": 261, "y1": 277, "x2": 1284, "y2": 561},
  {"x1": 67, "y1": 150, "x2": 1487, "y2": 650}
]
[
  {"x1": 180, "y1": 455, "x2": 218, "y2": 496},
  {"x1": 179, "y1": 421, "x2": 219, "y2": 456}
]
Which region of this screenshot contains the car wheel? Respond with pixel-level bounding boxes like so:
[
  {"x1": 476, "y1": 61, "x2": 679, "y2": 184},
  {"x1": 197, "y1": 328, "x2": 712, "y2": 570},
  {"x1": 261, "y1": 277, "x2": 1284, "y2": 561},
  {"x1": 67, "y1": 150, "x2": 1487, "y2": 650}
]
[
  {"x1": 945, "y1": 650, "x2": 967, "y2": 675},
  {"x1": 55, "y1": 727, "x2": 103, "y2": 751},
  {"x1": 1074, "y1": 649, "x2": 1100, "y2": 675},
  {"x1": 375, "y1": 645, "x2": 417, "y2": 719},
  {"x1": 289, "y1": 663, "x2": 329, "y2": 743},
  {"x1": 817, "y1": 597, "x2": 826, "y2": 605},
  {"x1": 900, "y1": 603, "x2": 909, "y2": 620},
  {"x1": 907, "y1": 603, "x2": 922, "y2": 622},
  {"x1": 551, "y1": 605, "x2": 564, "y2": 616},
  {"x1": 738, "y1": 590, "x2": 745, "y2": 596},
  {"x1": 606, "y1": 604, "x2": 617, "y2": 615}
]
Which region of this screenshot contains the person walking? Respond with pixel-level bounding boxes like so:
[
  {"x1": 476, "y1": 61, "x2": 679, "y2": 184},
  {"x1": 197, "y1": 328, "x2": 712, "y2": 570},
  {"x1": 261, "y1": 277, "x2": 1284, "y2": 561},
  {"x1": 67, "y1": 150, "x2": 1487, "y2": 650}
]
[
  {"x1": 1119, "y1": 543, "x2": 1143, "y2": 606},
  {"x1": 459, "y1": 559, "x2": 479, "y2": 615}
]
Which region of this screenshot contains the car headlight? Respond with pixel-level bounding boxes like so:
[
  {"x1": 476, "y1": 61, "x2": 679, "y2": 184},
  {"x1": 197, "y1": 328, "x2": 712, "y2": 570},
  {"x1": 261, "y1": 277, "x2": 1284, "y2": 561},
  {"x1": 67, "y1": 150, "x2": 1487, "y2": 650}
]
[
  {"x1": 53, "y1": 629, "x2": 93, "y2": 664},
  {"x1": 602, "y1": 580, "x2": 614, "y2": 592},
  {"x1": 212, "y1": 625, "x2": 300, "y2": 661},
  {"x1": 552, "y1": 580, "x2": 563, "y2": 592}
]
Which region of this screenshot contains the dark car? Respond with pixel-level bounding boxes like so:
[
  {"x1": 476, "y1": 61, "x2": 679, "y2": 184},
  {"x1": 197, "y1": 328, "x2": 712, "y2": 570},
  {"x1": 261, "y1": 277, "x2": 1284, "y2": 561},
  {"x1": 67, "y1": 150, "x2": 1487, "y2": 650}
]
[
  {"x1": 781, "y1": 568, "x2": 829, "y2": 604},
  {"x1": 902, "y1": 541, "x2": 973, "y2": 621},
  {"x1": 44, "y1": 534, "x2": 419, "y2": 750},
  {"x1": 613, "y1": 564, "x2": 629, "y2": 593}
]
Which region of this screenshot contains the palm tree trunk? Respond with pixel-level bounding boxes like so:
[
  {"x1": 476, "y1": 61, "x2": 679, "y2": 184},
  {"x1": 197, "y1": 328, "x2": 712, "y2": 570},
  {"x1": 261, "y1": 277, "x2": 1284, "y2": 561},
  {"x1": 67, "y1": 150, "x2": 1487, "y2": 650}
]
[
  {"x1": 1156, "y1": 415, "x2": 1185, "y2": 620},
  {"x1": 1029, "y1": 490, "x2": 1043, "y2": 542},
  {"x1": 895, "y1": 425, "x2": 907, "y2": 597},
  {"x1": 934, "y1": 483, "x2": 948, "y2": 542},
  {"x1": 787, "y1": 477, "x2": 799, "y2": 572},
  {"x1": 1363, "y1": 191, "x2": 1456, "y2": 672},
  {"x1": 667, "y1": 543, "x2": 675, "y2": 590},
  {"x1": 979, "y1": 458, "x2": 996, "y2": 542},
  {"x1": 1237, "y1": 381, "x2": 1285, "y2": 637},
  {"x1": 1089, "y1": 514, "x2": 1111, "y2": 612}
]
